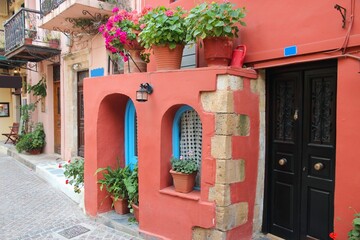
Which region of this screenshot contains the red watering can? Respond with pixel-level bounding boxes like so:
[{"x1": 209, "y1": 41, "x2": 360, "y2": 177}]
[{"x1": 231, "y1": 45, "x2": 247, "y2": 68}]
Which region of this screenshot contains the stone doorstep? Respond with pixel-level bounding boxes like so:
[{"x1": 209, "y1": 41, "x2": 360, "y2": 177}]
[{"x1": 96, "y1": 211, "x2": 142, "y2": 239}]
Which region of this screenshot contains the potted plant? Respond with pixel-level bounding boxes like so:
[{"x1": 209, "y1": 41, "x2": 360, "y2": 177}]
[
  {"x1": 124, "y1": 163, "x2": 139, "y2": 222},
  {"x1": 16, "y1": 122, "x2": 46, "y2": 154},
  {"x1": 24, "y1": 28, "x2": 37, "y2": 45},
  {"x1": 139, "y1": 6, "x2": 188, "y2": 70},
  {"x1": 99, "y1": 7, "x2": 151, "y2": 73},
  {"x1": 170, "y1": 154, "x2": 199, "y2": 193},
  {"x1": 95, "y1": 163, "x2": 131, "y2": 214},
  {"x1": 185, "y1": 2, "x2": 246, "y2": 66},
  {"x1": 44, "y1": 32, "x2": 60, "y2": 48},
  {"x1": 24, "y1": 11, "x2": 37, "y2": 45}
]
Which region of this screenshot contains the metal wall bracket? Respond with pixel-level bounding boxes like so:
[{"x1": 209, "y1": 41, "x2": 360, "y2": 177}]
[{"x1": 334, "y1": 4, "x2": 346, "y2": 28}]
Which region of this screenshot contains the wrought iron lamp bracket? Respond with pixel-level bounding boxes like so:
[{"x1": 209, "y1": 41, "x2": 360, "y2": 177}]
[{"x1": 334, "y1": 4, "x2": 346, "y2": 28}]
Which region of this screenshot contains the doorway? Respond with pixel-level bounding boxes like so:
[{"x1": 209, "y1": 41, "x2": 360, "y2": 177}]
[
  {"x1": 53, "y1": 65, "x2": 61, "y2": 154},
  {"x1": 265, "y1": 60, "x2": 337, "y2": 239},
  {"x1": 77, "y1": 70, "x2": 88, "y2": 157}
]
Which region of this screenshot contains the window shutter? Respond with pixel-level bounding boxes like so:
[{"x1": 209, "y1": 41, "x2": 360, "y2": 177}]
[
  {"x1": 0, "y1": 0, "x2": 8, "y2": 16},
  {"x1": 180, "y1": 110, "x2": 202, "y2": 188}
]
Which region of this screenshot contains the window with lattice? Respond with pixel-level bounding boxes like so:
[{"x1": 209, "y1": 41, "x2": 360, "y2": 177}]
[{"x1": 174, "y1": 107, "x2": 202, "y2": 188}]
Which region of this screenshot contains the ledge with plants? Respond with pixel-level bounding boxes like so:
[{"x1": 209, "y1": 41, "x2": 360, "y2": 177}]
[{"x1": 169, "y1": 153, "x2": 199, "y2": 194}]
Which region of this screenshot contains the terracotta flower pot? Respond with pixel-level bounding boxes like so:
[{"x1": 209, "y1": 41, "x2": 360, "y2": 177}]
[
  {"x1": 203, "y1": 37, "x2": 233, "y2": 67},
  {"x1": 24, "y1": 38, "x2": 33, "y2": 45},
  {"x1": 111, "y1": 196, "x2": 129, "y2": 215},
  {"x1": 170, "y1": 170, "x2": 197, "y2": 193},
  {"x1": 152, "y1": 44, "x2": 184, "y2": 71},
  {"x1": 49, "y1": 39, "x2": 59, "y2": 49},
  {"x1": 124, "y1": 49, "x2": 147, "y2": 73},
  {"x1": 132, "y1": 203, "x2": 139, "y2": 222},
  {"x1": 27, "y1": 148, "x2": 41, "y2": 155}
]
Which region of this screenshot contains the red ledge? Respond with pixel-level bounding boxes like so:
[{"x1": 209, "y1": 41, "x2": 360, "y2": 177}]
[
  {"x1": 145, "y1": 66, "x2": 258, "y2": 79},
  {"x1": 159, "y1": 186, "x2": 200, "y2": 201}
]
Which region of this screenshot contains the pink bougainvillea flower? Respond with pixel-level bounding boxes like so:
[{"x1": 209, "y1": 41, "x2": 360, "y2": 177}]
[
  {"x1": 112, "y1": 7, "x2": 119, "y2": 13},
  {"x1": 58, "y1": 163, "x2": 62, "y2": 168},
  {"x1": 165, "y1": 10, "x2": 174, "y2": 17},
  {"x1": 65, "y1": 179, "x2": 69, "y2": 184},
  {"x1": 140, "y1": 23, "x2": 146, "y2": 29},
  {"x1": 67, "y1": 159, "x2": 71, "y2": 163}
]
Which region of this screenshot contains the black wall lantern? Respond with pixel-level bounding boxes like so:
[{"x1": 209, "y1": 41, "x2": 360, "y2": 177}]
[{"x1": 136, "y1": 83, "x2": 153, "y2": 102}]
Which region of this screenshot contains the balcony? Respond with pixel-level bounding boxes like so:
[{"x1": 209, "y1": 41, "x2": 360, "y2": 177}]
[
  {"x1": 4, "y1": 8, "x2": 61, "y2": 62},
  {"x1": 0, "y1": 29, "x2": 28, "y2": 69},
  {"x1": 39, "y1": 0, "x2": 128, "y2": 35}
]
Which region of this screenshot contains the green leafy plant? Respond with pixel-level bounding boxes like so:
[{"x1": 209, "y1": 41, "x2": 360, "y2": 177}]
[
  {"x1": 27, "y1": 76, "x2": 47, "y2": 99},
  {"x1": 95, "y1": 161, "x2": 131, "y2": 201},
  {"x1": 185, "y1": 2, "x2": 246, "y2": 43},
  {"x1": 171, "y1": 154, "x2": 198, "y2": 174},
  {"x1": 349, "y1": 211, "x2": 360, "y2": 239},
  {"x1": 139, "y1": 6, "x2": 188, "y2": 49},
  {"x1": 64, "y1": 157, "x2": 84, "y2": 194},
  {"x1": 124, "y1": 164, "x2": 138, "y2": 207},
  {"x1": 16, "y1": 122, "x2": 46, "y2": 153}
]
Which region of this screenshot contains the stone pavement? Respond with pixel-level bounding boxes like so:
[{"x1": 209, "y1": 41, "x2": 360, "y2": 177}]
[{"x1": 0, "y1": 152, "x2": 140, "y2": 240}]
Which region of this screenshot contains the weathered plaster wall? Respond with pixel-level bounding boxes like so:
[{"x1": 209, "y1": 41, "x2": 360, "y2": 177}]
[{"x1": 62, "y1": 49, "x2": 89, "y2": 160}]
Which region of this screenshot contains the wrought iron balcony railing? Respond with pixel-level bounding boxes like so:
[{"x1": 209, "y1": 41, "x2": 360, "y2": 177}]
[
  {"x1": 4, "y1": 8, "x2": 42, "y2": 53},
  {"x1": 40, "y1": 0, "x2": 66, "y2": 16},
  {"x1": 0, "y1": 30, "x2": 4, "y2": 52}
]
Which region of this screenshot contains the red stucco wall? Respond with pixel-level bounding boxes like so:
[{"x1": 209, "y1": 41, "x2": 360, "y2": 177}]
[
  {"x1": 334, "y1": 57, "x2": 360, "y2": 240},
  {"x1": 84, "y1": 68, "x2": 258, "y2": 239}
]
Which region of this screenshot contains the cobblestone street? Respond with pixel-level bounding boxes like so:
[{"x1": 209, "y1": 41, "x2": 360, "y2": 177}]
[{"x1": 0, "y1": 152, "x2": 138, "y2": 240}]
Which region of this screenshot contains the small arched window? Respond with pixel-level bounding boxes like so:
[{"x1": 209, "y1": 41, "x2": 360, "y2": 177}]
[
  {"x1": 125, "y1": 100, "x2": 137, "y2": 170},
  {"x1": 172, "y1": 106, "x2": 202, "y2": 188}
]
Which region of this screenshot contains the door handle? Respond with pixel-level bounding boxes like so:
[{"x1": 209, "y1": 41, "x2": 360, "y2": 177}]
[
  {"x1": 314, "y1": 162, "x2": 324, "y2": 171},
  {"x1": 278, "y1": 158, "x2": 287, "y2": 166},
  {"x1": 294, "y1": 109, "x2": 299, "y2": 120}
]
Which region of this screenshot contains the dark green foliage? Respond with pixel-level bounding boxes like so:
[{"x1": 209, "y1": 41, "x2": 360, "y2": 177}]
[
  {"x1": 171, "y1": 156, "x2": 198, "y2": 174},
  {"x1": 95, "y1": 162, "x2": 131, "y2": 201},
  {"x1": 16, "y1": 122, "x2": 46, "y2": 153},
  {"x1": 124, "y1": 164, "x2": 139, "y2": 207},
  {"x1": 139, "y1": 6, "x2": 187, "y2": 49},
  {"x1": 185, "y1": 2, "x2": 246, "y2": 43},
  {"x1": 349, "y1": 213, "x2": 360, "y2": 239}
]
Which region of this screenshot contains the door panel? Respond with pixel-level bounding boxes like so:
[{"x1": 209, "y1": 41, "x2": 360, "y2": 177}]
[
  {"x1": 269, "y1": 72, "x2": 302, "y2": 239},
  {"x1": 53, "y1": 81, "x2": 61, "y2": 154},
  {"x1": 267, "y1": 61, "x2": 336, "y2": 240},
  {"x1": 301, "y1": 68, "x2": 336, "y2": 239},
  {"x1": 77, "y1": 70, "x2": 88, "y2": 157}
]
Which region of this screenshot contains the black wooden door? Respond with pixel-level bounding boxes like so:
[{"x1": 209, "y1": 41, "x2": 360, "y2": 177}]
[{"x1": 267, "y1": 61, "x2": 336, "y2": 240}]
